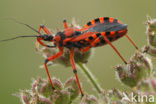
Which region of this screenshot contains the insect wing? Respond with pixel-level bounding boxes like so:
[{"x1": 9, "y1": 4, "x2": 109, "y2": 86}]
[
  {"x1": 84, "y1": 17, "x2": 127, "y2": 33},
  {"x1": 70, "y1": 32, "x2": 97, "y2": 42},
  {"x1": 70, "y1": 17, "x2": 127, "y2": 43}
]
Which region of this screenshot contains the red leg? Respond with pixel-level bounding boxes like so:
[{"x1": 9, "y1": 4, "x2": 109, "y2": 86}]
[
  {"x1": 81, "y1": 36, "x2": 101, "y2": 53},
  {"x1": 44, "y1": 47, "x2": 64, "y2": 89},
  {"x1": 125, "y1": 35, "x2": 138, "y2": 49},
  {"x1": 82, "y1": 33, "x2": 127, "y2": 64},
  {"x1": 70, "y1": 48, "x2": 84, "y2": 96},
  {"x1": 63, "y1": 20, "x2": 68, "y2": 29},
  {"x1": 40, "y1": 25, "x2": 52, "y2": 35},
  {"x1": 36, "y1": 25, "x2": 54, "y2": 49},
  {"x1": 81, "y1": 34, "x2": 102, "y2": 53},
  {"x1": 102, "y1": 35, "x2": 127, "y2": 64}
]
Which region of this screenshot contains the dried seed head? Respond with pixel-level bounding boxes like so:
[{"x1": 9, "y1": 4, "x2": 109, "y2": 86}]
[
  {"x1": 64, "y1": 77, "x2": 80, "y2": 101},
  {"x1": 146, "y1": 16, "x2": 156, "y2": 48},
  {"x1": 100, "y1": 89, "x2": 127, "y2": 104},
  {"x1": 54, "y1": 90, "x2": 70, "y2": 104},
  {"x1": 30, "y1": 93, "x2": 51, "y2": 104},
  {"x1": 80, "y1": 94, "x2": 98, "y2": 104},
  {"x1": 21, "y1": 90, "x2": 33, "y2": 104},
  {"x1": 19, "y1": 77, "x2": 83, "y2": 104},
  {"x1": 137, "y1": 77, "x2": 156, "y2": 92},
  {"x1": 115, "y1": 51, "x2": 152, "y2": 87},
  {"x1": 142, "y1": 45, "x2": 156, "y2": 58},
  {"x1": 32, "y1": 77, "x2": 63, "y2": 98}
]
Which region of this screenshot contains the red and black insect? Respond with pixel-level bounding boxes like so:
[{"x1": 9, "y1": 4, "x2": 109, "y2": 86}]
[{"x1": 1, "y1": 17, "x2": 138, "y2": 96}]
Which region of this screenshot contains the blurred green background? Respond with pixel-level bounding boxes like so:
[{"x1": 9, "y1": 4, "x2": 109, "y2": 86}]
[{"x1": 0, "y1": 0, "x2": 155, "y2": 103}]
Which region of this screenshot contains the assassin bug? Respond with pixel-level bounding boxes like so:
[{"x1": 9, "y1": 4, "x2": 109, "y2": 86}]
[{"x1": 1, "y1": 17, "x2": 138, "y2": 96}]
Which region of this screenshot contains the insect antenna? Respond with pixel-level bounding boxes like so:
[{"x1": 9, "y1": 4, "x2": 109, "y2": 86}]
[
  {"x1": 1, "y1": 17, "x2": 43, "y2": 43},
  {"x1": 0, "y1": 35, "x2": 40, "y2": 42},
  {"x1": 5, "y1": 17, "x2": 41, "y2": 35}
]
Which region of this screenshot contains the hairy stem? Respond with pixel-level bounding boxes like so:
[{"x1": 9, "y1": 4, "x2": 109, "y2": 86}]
[{"x1": 77, "y1": 62, "x2": 103, "y2": 94}]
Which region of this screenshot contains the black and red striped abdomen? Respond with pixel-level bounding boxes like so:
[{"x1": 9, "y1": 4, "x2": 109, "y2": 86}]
[{"x1": 94, "y1": 29, "x2": 128, "y2": 47}]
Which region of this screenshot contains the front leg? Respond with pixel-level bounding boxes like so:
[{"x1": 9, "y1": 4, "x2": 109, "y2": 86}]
[
  {"x1": 36, "y1": 25, "x2": 54, "y2": 50},
  {"x1": 44, "y1": 47, "x2": 64, "y2": 90}
]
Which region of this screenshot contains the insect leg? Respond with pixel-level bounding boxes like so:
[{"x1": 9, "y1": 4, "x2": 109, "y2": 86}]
[
  {"x1": 81, "y1": 36, "x2": 101, "y2": 53},
  {"x1": 80, "y1": 33, "x2": 101, "y2": 53},
  {"x1": 70, "y1": 48, "x2": 84, "y2": 97},
  {"x1": 102, "y1": 34, "x2": 127, "y2": 64},
  {"x1": 36, "y1": 25, "x2": 54, "y2": 50},
  {"x1": 44, "y1": 47, "x2": 64, "y2": 90},
  {"x1": 40, "y1": 25, "x2": 52, "y2": 35},
  {"x1": 125, "y1": 35, "x2": 138, "y2": 49},
  {"x1": 63, "y1": 20, "x2": 68, "y2": 29}
]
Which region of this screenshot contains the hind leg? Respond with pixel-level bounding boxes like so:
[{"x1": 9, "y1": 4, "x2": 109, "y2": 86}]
[
  {"x1": 80, "y1": 34, "x2": 102, "y2": 53},
  {"x1": 102, "y1": 34, "x2": 127, "y2": 64}
]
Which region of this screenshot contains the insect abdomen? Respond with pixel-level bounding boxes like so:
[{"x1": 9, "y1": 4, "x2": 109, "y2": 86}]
[{"x1": 96, "y1": 29, "x2": 128, "y2": 47}]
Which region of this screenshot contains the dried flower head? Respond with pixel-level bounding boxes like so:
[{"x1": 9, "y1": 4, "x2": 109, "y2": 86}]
[
  {"x1": 80, "y1": 94, "x2": 98, "y2": 104},
  {"x1": 146, "y1": 16, "x2": 156, "y2": 48},
  {"x1": 20, "y1": 77, "x2": 80, "y2": 104},
  {"x1": 115, "y1": 51, "x2": 152, "y2": 87}
]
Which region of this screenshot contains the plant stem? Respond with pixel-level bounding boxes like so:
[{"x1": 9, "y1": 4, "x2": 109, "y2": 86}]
[{"x1": 77, "y1": 62, "x2": 103, "y2": 94}]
